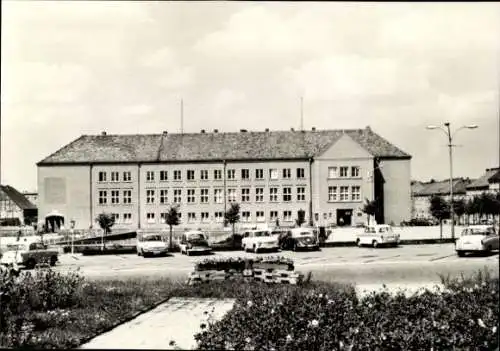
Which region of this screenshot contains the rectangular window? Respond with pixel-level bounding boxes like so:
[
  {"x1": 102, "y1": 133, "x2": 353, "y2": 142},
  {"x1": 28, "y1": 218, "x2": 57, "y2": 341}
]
[
  {"x1": 99, "y1": 190, "x2": 107, "y2": 204},
  {"x1": 351, "y1": 186, "x2": 361, "y2": 201},
  {"x1": 269, "y1": 169, "x2": 278, "y2": 180},
  {"x1": 256, "y1": 211, "x2": 265, "y2": 222},
  {"x1": 328, "y1": 167, "x2": 338, "y2": 178},
  {"x1": 112, "y1": 213, "x2": 119, "y2": 222},
  {"x1": 214, "y1": 169, "x2": 222, "y2": 180},
  {"x1": 146, "y1": 212, "x2": 155, "y2": 223},
  {"x1": 123, "y1": 171, "x2": 132, "y2": 182},
  {"x1": 200, "y1": 170, "x2": 209, "y2": 180},
  {"x1": 241, "y1": 188, "x2": 250, "y2": 202},
  {"x1": 200, "y1": 188, "x2": 209, "y2": 203},
  {"x1": 227, "y1": 169, "x2": 236, "y2": 179},
  {"x1": 296, "y1": 168, "x2": 305, "y2": 179},
  {"x1": 123, "y1": 213, "x2": 132, "y2": 223},
  {"x1": 228, "y1": 189, "x2": 237, "y2": 202},
  {"x1": 188, "y1": 212, "x2": 196, "y2": 223},
  {"x1": 241, "y1": 169, "x2": 250, "y2": 180},
  {"x1": 340, "y1": 186, "x2": 349, "y2": 201},
  {"x1": 255, "y1": 187, "x2": 264, "y2": 202},
  {"x1": 187, "y1": 189, "x2": 195, "y2": 203},
  {"x1": 283, "y1": 187, "x2": 292, "y2": 202},
  {"x1": 282, "y1": 168, "x2": 291, "y2": 179},
  {"x1": 174, "y1": 170, "x2": 182, "y2": 181},
  {"x1": 340, "y1": 167, "x2": 349, "y2": 178},
  {"x1": 351, "y1": 166, "x2": 360, "y2": 178},
  {"x1": 215, "y1": 212, "x2": 224, "y2": 223},
  {"x1": 187, "y1": 170, "x2": 195, "y2": 180},
  {"x1": 214, "y1": 189, "x2": 223, "y2": 204},
  {"x1": 283, "y1": 210, "x2": 292, "y2": 222},
  {"x1": 270, "y1": 211, "x2": 278, "y2": 221},
  {"x1": 111, "y1": 190, "x2": 120, "y2": 204},
  {"x1": 255, "y1": 169, "x2": 264, "y2": 180},
  {"x1": 146, "y1": 171, "x2": 155, "y2": 182},
  {"x1": 270, "y1": 187, "x2": 278, "y2": 202},
  {"x1": 201, "y1": 212, "x2": 210, "y2": 222},
  {"x1": 160, "y1": 189, "x2": 168, "y2": 204},
  {"x1": 111, "y1": 172, "x2": 119, "y2": 182},
  {"x1": 297, "y1": 187, "x2": 305, "y2": 201},
  {"x1": 123, "y1": 190, "x2": 132, "y2": 204},
  {"x1": 98, "y1": 172, "x2": 107, "y2": 182},
  {"x1": 328, "y1": 186, "x2": 337, "y2": 202},
  {"x1": 160, "y1": 212, "x2": 168, "y2": 223},
  {"x1": 160, "y1": 171, "x2": 168, "y2": 181},
  {"x1": 174, "y1": 189, "x2": 182, "y2": 203},
  {"x1": 146, "y1": 190, "x2": 155, "y2": 204},
  {"x1": 242, "y1": 211, "x2": 251, "y2": 222}
]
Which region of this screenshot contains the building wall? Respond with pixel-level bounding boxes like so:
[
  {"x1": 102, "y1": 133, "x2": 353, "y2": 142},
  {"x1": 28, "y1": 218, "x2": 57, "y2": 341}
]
[
  {"x1": 378, "y1": 158, "x2": 411, "y2": 225},
  {"x1": 0, "y1": 199, "x2": 24, "y2": 224}
]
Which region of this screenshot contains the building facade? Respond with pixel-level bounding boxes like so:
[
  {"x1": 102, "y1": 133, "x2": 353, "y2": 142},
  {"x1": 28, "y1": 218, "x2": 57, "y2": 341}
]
[
  {"x1": 466, "y1": 167, "x2": 500, "y2": 198},
  {"x1": 0, "y1": 185, "x2": 38, "y2": 226},
  {"x1": 37, "y1": 127, "x2": 412, "y2": 231}
]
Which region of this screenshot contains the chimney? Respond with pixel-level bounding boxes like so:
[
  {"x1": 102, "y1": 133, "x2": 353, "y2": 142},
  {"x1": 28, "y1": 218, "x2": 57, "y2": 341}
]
[
  {"x1": 214, "y1": 129, "x2": 218, "y2": 133},
  {"x1": 101, "y1": 131, "x2": 107, "y2": 136},
  {"x1": 240, "y1": 129, "x2": 247, "y2": 132},
  {"x1": 201, "y1": 129, "x2": 206, "y2": 133},
  {"x1": 265, "y1": 128, "x2": 269, "y2": 132},
  {"x1": 311, "y1": 127, "x2": 316, "y2": 132},
  {"x1": 290, "y1": 128, "x2": 295, "y2": 132}
]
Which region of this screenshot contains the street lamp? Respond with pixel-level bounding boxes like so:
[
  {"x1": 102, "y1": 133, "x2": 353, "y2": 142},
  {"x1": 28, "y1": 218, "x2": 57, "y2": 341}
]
[{"x1": 426, "y1": 122, "x2": 478, "y2": 239}]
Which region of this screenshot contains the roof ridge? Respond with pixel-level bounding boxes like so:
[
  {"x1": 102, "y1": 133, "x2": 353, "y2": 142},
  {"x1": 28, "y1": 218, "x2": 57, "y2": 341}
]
[{"x1": 37, "y1": 135, "x2": 87, "y2": 166}]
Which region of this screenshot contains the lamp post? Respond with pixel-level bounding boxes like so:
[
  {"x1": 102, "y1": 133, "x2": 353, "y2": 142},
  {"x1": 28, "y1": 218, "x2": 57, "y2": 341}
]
[{"x1": 426, "y1": 122, "x2": 478, "y2": 239}]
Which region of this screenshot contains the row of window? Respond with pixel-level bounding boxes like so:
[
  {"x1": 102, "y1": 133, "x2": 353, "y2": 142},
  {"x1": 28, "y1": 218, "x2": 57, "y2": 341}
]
[
  {"x1": 328, "y1": 166, "x2": 360, "y2": 178},
  {"x1": 328, "y1": 186, "x2": 361, "y2": 201}
]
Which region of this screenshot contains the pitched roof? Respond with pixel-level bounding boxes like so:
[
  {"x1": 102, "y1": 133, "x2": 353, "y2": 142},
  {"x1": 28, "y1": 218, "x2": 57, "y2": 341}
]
[
  {"x1": 487, "y1": 169, "x2": 500, "y2": 184},
  {"x1": 467, "y1": 167, "x2": 500, "y2": 189},
  {"x1": 413, "y1": 178, "x2": 471, "y2": 196},
  {"x1": 0, "y1": 185, "x2": 37, "y2": 210},
  {"x1": 37, "y1": 127, "x2": 410, "y2": 165}
]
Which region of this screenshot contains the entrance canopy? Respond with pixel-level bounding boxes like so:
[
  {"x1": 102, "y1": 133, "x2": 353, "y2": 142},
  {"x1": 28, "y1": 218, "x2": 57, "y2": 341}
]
[{"x1": 45, "y1": 210, "x2": 65, "y2": 233}]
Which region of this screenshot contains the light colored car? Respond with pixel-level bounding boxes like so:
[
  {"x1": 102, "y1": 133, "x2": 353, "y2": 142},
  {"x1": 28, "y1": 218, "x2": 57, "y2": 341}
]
[
  {"x1": 242, "y1": 229, "x2": 280, "y2": 253},
  {"x1": 137, "y1": 234, "x2": 169, "y2": 257},
  {"x1": 279, "y1": 227, "x2": 320, "y2": 251},
  {"x1": 179, "y1": 230, "x2": 212, "y2": 256},
  {"x1": 0, "y1": 241, "x2": 59, "y2": 269},
  {"x1": 455, "y1": 225, "x2": 499, "y2": 257},
  {"x1": 356, "y1": 224, "x2": 400, "y2": 248}
]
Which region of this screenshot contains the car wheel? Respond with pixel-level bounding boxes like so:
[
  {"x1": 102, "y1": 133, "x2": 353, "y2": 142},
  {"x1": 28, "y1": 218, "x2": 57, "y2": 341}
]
[
  {"x1": 457, "y1": 250, "x2": 466, "y2": 257},
  {"x1": 26, "y1": 259, "x2": 36, "y2": 270},
  {"x1": 137, "y1": 251, "x2": 141, "y2": 256},
  {"x1": 141, "y1": 249, "x2": 148, "y2": 258},
  {"x1": 50, "y1": 256, "x2": 57, "y2": 267},
  {"x1": 372, "y1": 240, "x2": 378, "y2": 248},
  {"x1": 356, "y1": 239, "x2": 361, "y2": 247}
]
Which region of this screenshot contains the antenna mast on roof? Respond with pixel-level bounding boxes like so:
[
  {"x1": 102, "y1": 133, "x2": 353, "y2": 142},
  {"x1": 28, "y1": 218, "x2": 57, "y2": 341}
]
[
  {"x1": 180, "y1": 98, "x2": 184, "y2": 134},
  {"x1": 300, "y1": 96, "x2": 304, "y2": 131}
]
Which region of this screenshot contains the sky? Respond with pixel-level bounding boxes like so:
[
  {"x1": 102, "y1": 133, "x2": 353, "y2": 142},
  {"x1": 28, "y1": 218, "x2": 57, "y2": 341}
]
[{"x1": 1, "y1": 1, "x2": 499, "y2": 192}]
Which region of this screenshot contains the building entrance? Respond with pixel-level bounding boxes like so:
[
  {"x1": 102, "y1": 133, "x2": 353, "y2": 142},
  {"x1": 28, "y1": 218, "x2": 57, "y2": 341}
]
[{"x1": 336, "y1": 209, "x2": 353, "y2": 226}]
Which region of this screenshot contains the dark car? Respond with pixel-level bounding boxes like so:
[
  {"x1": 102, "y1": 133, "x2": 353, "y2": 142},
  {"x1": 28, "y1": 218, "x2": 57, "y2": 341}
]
[
  {"x1": 279, "y1": 228, "x2": 320, "y2": 251},
  {"x1": 179, "y1": 231, "x2": 212, "y2": 256}
]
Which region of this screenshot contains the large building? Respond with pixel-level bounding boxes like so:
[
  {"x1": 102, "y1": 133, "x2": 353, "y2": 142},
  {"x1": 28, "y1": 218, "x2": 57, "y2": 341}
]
[
  {"x1": 36, "y1": 127, "x2": 412, "y2": 231},
  {"x1": 466, "y1": 167, "x2": 500, "y2": 198}
]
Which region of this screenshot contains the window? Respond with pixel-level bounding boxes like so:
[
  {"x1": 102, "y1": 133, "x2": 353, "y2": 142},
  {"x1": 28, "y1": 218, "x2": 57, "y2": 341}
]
[
  {"x1": 270, "y1": 211, "x2": 278, "y2": 221},
  {"x1": 242, "y1": 211, "x2": 251, "y2": 222},
  {"x1": 98, "y1": 172, "x2": 107, "y2": 182},
  {"x1": 188, "y1": 212, "x2": 196, "y2": 223},
  {"x1": 174, "y1": 189, "x2": 182, "y2": 203},
  {"x1": 123, "y1": 213, "x2": 132, "y2": 223},
  {"x1": 340, "y1": 167, "x2": 349, "y2": 177},
  {"x1": 255, "y1": 169, "x2": 264, "y2": 180},
  {"x1": 112, "y1": 213, "x2": 119, "y2": 222},
  {"x1": 187, "y1": 189, "x2": 195, "y2": 203},
  {"x1": 227, "y1": 169, "x2": 236, "y2": 179},
  {"x1": 270, "y1": 187, "x2": 278, "y2": 202},
  {"x1": 340, "y1": 186, "x2": 349, "y2": 201},
  {"x1": 160, "y1": 189, "x2": 168, "y2": 204},
  {"x1": 200, "y1": 170, "x2": 209, "y2": 180},
  {"x1": 123, "y1": 190, "x2": 132, "y2": 204},
  {"x1": 282, "y1": 168, "x2": 291, "y2": 179},
  {"x1": 328, "y1": 167, "x2": 338, "y2": 178},
  {"x1": 283, "y1": 187, "x2": 292, "y2": 202},
  {"x1": 228, "y1": 189, "x2": 237, "y2": 202},
  {"x1": 174, "y1": 170, "x2": 182, "y2": 181},
  {"x1": 111, "y1": 190, "x2": 120, "y2": 204},
  {"x1": 187, "y1": 170, "x2": 195, "y2": 180},
  {"x1": 241, "y1": 188, "x2": 250, "y2": 202},
  {"x1": 111, "y1": 172, "x2": 119, "y2": 182},
  {"x1": 297, "y1": 187, "x2": 305, "y2": 201},
  {"x1": 123, "y1": 171, "x2": 132, "y2": 182},
  {"x1": 146, "y1": 171, "x2": 155, "y2": 182},
  {"x1": 200, "y1": 188, "x2": 209, "y2": 203},
  {"x1": 269, "y1": 169, "x2": 278, "y2": 180},
  {"x1": 214, "y1": 189, "x2": 223, "y2": 204},
  {"x1": 328, "y1": 186, "x2": 337, "y2": 202},
  {"x1": 215, "y1": 212, "x2": 224, "y2": 223},
  {"x1": 214, "y1": 169, "x2": 222, "y2": 180},
  {"x1": 146, "y1": 212, "x2": 155, "y2": 223},
  {"x1": 241, "y1": 169, "x2": 250, "y2": 180},
  {"x1": 201, "y1": 212, "x2": 210, "y2": 222},
  {"x1": 146, "y1": 190, "x2": 155, "y2": 204},
  {"x1": 297, "y1": 168, "x2": 305, "y2": 179},
  {"x1": 160, "y1": 171, "x2": 168, "y2": 181},
  {"x1": 160, "y1": 212, "x2": 168, "y2": 223},
  {"x1": 283, "y1": 211, "x2": 292, "y2": 222},
  {"x1": 351, "y1": 166, "x2": 360, "y2": 178},
  {"x1": 99, "y1": 190, "x2": 107, "y2": 205},
  {"x1": 255, "y1": 187, "x2": 264, "y2": 202},
  {"x1": 351, "y1": 186, "x2": 361, "y2": 201},
  {"x1": 256, "y1": 211, "x2": 265, "y2": 222}
]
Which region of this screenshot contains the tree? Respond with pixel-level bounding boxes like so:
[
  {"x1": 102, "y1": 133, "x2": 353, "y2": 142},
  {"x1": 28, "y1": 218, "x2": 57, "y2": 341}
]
[
  {"x1": 429, "y1": 195, "x2": 450, "y2": 239},
  {"x1": 95, "y1": 213, "x2": 115, "y2": 234},
  {"x1": 296, "y1": 209, "x2": 306, "y2": 227},
  {"x1": 164, "y1": 205, "x2": 180, "y2": 251},
  {"x1": 225, "y1": 203, "x2": 240, "y2": 236},
  {"x1": 361, "y1": 198, "x2": 377, "y2": 225}
]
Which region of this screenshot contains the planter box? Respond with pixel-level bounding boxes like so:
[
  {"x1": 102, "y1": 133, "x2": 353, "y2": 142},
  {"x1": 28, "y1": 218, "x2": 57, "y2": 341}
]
[{"x1": 252, "y1": 263, "x2": 294, "y2": 271}]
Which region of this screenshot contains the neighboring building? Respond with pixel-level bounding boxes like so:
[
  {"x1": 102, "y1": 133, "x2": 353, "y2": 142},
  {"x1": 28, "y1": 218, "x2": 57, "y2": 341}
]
[
  {"x1": 466, "y1": 167, "x2": 500, "y2": 198},
  {"x1": 0, "y1": 185, "x2": 38, "y2": 226},
  {"x1": 22, "y1": 191, "x2": 39, "y2": 207},
  {"x1": 36, "y1": 127, "x2": 412, "y2": 230},
  {"x1": 412, "y1": 178, "x2": 471, "y2": 219}
]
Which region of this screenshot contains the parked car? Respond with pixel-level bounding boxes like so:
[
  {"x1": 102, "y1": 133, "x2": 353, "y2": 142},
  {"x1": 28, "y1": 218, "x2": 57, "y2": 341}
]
[
  {"x1": 356, "y1": 224, "x2": 400, "y2": 248},
  {"x1": 242, "y1": 229, "x2": 280, "y2": 253},
  {"x1": 179, "y1": 230, "x2": 212, "y2": 256},
  {"x1": 455, "y1": 225, "x2": 499, "y2": 257},
  {"x1": 279, "y1": 227, "x2": 320, "y2": 251},
  {"x1": 0, "y1": 241, "x2": 59, "y2": 269},
  {"x1": 136, "y1": 234, "x2": 169, "y2": 257}
]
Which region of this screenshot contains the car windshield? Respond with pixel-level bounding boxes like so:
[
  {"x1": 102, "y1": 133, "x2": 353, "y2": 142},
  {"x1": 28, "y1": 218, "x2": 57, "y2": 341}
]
[
  {"x1": 188, "y1": 233, "x2": 205, "y2": 240},
  {"x1": 378, "y1": 227, "x2": 392, "y2": 233},
  {"x1": 6, "y1": 244, "x2": 27, "y2": 251},
  {"x1": 300, "y1": 231, "x2": 313, "y2": 236},
  {"x1": 255, "y1": 231, "x2": 271, "y2": 237},
  {"x1": 465, "y1": 228, "x2": 495, "y2": 235},
  {"x1": 143, "y1": 235, "x2": 163, "y2": 241}
]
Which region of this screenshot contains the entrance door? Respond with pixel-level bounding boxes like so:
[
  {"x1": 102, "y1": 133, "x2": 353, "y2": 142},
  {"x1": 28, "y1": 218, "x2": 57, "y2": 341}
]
[{"x1": 336, "y1": 209, "x2": 353, "y2": 226}]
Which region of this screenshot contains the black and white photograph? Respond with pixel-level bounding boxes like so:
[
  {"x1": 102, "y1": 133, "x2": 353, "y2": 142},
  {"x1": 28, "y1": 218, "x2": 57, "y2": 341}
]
[{"x1": 1, "y1": 1, "x2": 499, "y2": 349}]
